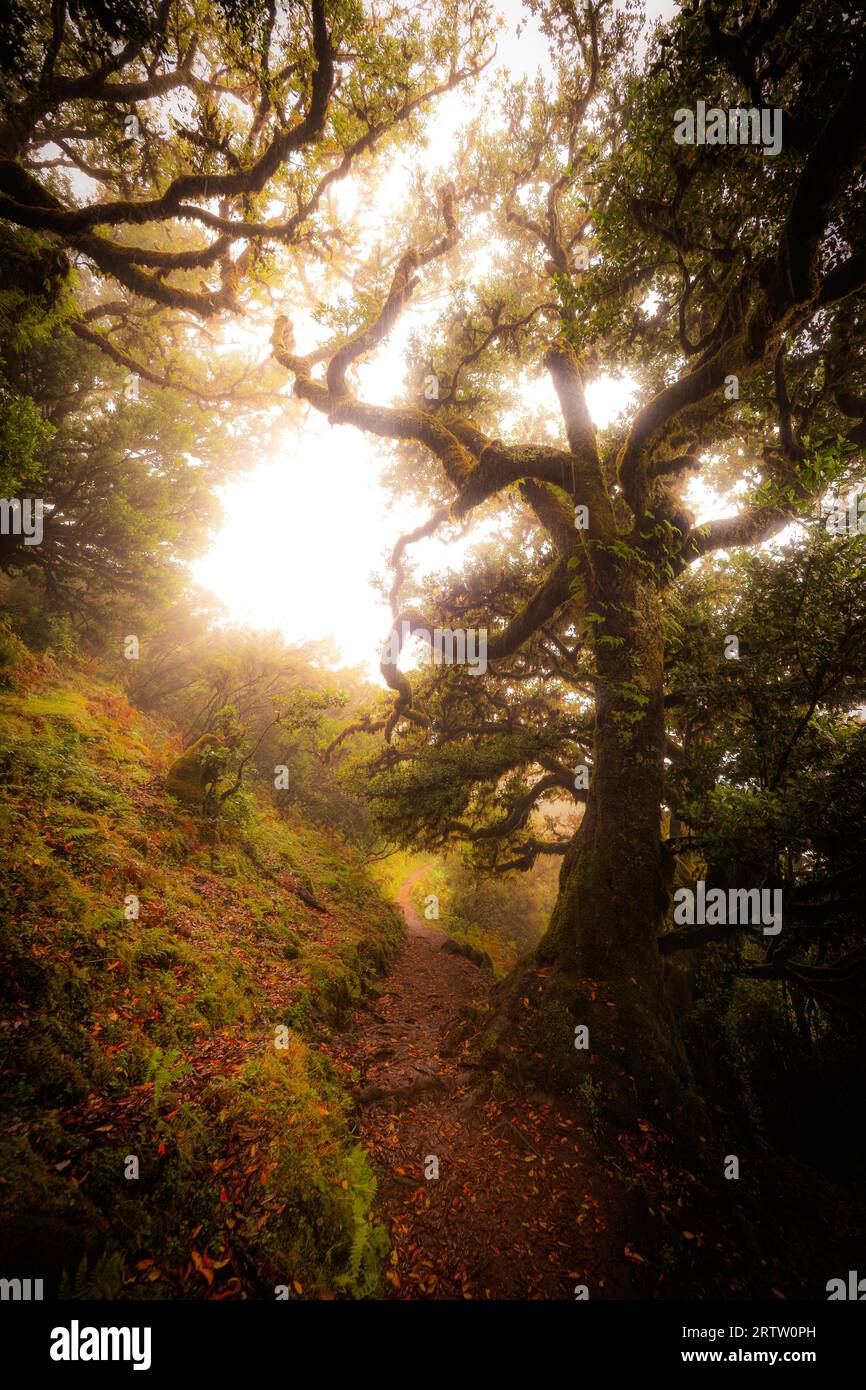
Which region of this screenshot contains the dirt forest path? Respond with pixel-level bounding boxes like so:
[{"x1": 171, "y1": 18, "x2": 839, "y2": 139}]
[
  {"x1": 330, "y1": 867, "x2": 637, "y2": 1300},
  {"x1": 394, "y1": 864, "x2": 448, "y2": 945}
]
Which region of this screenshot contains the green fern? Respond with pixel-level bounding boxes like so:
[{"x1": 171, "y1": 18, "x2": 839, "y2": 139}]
[{"x1": 59, "y1": 1250, "x2": 125, "y2": 1300}]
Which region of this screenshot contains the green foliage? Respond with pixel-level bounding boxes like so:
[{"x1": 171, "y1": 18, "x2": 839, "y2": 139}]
[
  {"x1": 0, "y1": 659, "x2": 402, "y2": 1297},
  {"x1": 0, "y1": 613, "x2": 36, "y2": 689},
  {"x1": 0, "y1": 226, "x2": 69, "y2": 495},
  {"x1": 408, "y1": 853, "x2": 557, "y2": 975},
  {"x1": 59, "y1": 1251, "x2": 126, "y2": 1301},
  {"x1": 663, "y1": 522, "x2": 866, "y2": 1177},
  {"x1": 682, "y1": 946, "x2": 866, "y2": 1187},
  {"x1": 0, "y1": 312, "x2": 234, "y2": 645}
]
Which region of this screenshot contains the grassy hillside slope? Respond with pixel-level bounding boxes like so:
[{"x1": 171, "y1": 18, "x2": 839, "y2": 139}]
[{"x1": 0, "y1": 649, "x2": 403, "y2": 1299}]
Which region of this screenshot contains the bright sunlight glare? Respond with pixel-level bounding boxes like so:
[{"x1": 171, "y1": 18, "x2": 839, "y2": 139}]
[{"x1": 193, "y1": 0, "x2": 679, "y2": 678}]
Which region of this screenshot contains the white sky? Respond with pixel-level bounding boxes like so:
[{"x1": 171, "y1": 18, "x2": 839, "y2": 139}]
[{"x1": 193, "y1": 0, "x2": 681, "y2": 676}]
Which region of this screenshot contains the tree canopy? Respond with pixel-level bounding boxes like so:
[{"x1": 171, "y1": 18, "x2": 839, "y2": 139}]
[
  {"x1": 3, "y1": 0, "x2": 866, "y2": 1224},
  {"x1": 269, "y1": 0, "x2": 866, "y2": 1104}
]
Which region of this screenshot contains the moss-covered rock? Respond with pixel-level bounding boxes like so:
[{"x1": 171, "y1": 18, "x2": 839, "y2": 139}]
[{"x1": 164, "y1": 733, "x2": 225, "y2": 808}]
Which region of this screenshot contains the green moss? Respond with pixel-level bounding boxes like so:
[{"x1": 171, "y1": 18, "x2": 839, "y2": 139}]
[
  {"x1": 477, "y1": 955, "x2": 706, "y2": 1143},
  {"x1": 0, "y1": 664, "x2": 404, "y2": 1298},
  {"x1": 222, "y1": 1050, "x2": 389, "y2": 1298},
  {"x1": 441, "y1": 936, "x2": 494, "y2": 971}
]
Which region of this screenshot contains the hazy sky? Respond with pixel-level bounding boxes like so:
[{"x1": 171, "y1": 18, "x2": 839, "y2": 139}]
[{"x1": 193, "y1": 1, "x2": 682, "y2": 676}]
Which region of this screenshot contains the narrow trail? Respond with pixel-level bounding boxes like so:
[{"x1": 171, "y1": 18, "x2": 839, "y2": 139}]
[
  {"x1": 395, "y1": 864, "x2": 448, "y2": 945},
  {"x1": 331, "y1": 868, "x2": 635, "y2": 1300}
]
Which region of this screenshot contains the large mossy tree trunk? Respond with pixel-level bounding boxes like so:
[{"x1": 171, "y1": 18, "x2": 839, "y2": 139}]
[{"x1": 492, "y1": 563, "x2": 701, "y2": 1132}]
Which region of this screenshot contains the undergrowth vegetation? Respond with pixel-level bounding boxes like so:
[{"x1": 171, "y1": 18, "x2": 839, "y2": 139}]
[
  {"x1": 0, "y1": 647, "x2": 403, "y2": 1299},
  {"x1": 406, "y1": 855, "x2": 558, "y2": 977}
]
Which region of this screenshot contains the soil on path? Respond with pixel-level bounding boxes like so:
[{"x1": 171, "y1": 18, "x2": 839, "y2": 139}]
[
  {"x1": 330, "y1": 867, "x2": 635, "y2": 1300},
  {"x1": 328, "y1": 870, "x2": 815, "y2": 1302}
]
